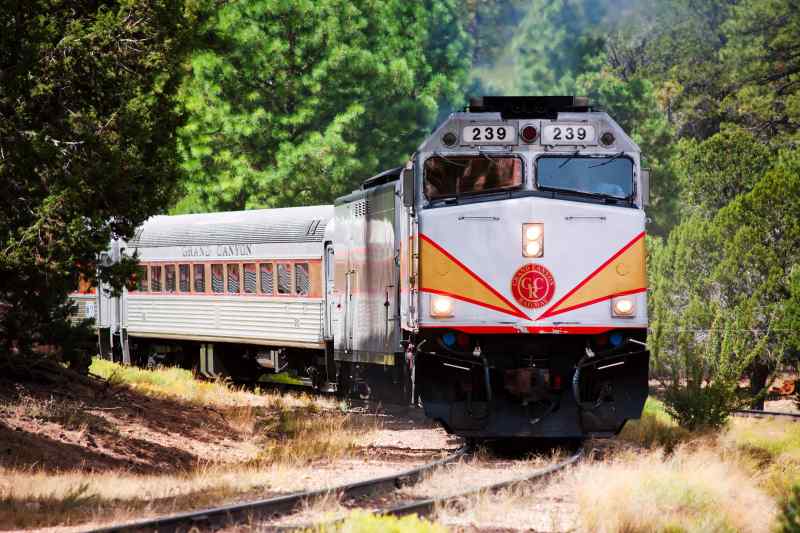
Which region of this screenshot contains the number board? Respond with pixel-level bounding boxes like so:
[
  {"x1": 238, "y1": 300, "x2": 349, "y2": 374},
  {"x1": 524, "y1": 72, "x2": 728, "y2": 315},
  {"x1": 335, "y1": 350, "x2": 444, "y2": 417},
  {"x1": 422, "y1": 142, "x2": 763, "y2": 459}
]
[
  {"x1": 541, "y1": 124, "x2": 597, "y2": 145},
  {"x1": 462, "y1": 125, "x2": 516, "y2": 144}
]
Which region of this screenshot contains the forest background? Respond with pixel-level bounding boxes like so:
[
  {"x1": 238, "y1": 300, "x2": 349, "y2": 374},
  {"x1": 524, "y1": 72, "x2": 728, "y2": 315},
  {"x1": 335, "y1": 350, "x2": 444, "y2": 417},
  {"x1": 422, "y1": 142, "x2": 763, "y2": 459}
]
[{"x1": 2, "y1": 0, "x2": 799, "y2": 422}]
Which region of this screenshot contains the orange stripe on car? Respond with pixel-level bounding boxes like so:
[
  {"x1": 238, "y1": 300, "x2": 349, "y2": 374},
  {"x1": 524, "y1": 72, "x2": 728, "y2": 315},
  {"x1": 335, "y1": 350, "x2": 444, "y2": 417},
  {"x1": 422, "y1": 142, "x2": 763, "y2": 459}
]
[
  {"x1": 419, "y1": 234, "x2": 530, "y2": 320},
  {"x1": 538, "y1": 232, "x2": 647, "y2": 319}
]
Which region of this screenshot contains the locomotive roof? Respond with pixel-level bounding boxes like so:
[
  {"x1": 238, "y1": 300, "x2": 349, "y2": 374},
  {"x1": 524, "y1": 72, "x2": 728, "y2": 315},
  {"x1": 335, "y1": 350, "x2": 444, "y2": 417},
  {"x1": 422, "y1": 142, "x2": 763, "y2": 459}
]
[{"x1": 129, "y1": 205, "x2": 334, "y2": 248}]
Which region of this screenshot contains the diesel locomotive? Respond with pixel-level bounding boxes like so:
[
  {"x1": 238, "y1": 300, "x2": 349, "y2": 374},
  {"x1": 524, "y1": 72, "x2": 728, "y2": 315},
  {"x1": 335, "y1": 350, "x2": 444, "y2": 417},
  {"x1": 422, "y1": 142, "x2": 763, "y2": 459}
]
[{"x1": 74, "y1": 96, "x2": 650, "y2": 439}]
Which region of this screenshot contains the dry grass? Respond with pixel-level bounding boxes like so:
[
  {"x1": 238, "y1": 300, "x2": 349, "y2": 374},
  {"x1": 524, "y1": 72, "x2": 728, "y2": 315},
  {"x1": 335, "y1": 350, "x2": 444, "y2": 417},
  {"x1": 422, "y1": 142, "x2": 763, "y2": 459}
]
[
  {"x1": 433, "y1": 474, "x2": 578, "y2": 532},
  {"x1": 572, "y1": 444, "x2": 777, "y2": 533},
  {"x1": 256, "y1": 400, "x2": 368, "y2": 465},
  {"x1": 720, "y1": 417, "x2": 800, "y2": 500},
  {"x1": 0, "y1": 359, "x2": 381, "y2": 529},
  {"x1": 618, "y1": 398, "x2": 694, "y2": 451},
  {"x1": 405, "y1": 450, "x2": 558, "y2": 499}
]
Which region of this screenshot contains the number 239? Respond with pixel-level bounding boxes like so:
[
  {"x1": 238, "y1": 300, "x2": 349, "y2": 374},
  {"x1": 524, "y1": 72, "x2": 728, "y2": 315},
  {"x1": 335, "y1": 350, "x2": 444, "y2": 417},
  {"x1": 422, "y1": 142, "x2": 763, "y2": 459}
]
[
  {"x1": 472, "y1": 127, "x2": 507, "y2": 141},
  {"x1": 552, "y1": 126, "x2": 587, "y2": 141}
]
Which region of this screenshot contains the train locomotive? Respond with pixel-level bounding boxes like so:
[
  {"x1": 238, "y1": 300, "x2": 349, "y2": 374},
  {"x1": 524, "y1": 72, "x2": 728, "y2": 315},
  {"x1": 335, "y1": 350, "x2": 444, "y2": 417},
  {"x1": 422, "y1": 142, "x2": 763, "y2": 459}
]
[{"x1": 77, "y1": 96, "x2": 650, "y2": 440}]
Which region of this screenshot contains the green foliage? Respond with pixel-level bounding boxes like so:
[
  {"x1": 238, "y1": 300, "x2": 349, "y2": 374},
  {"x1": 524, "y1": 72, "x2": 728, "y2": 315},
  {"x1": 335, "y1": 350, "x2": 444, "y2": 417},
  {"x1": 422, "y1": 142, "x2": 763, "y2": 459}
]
[
  {"x1": 779, "y1": 484, "x2": 800, "y2": 533},
  {"x1": 512, "y1": 0, "x2": 606, "y2": 96},
  {"x1": 650, "y1": 218, "x2": 770, "y2": 429},
  {"x1": 175, "y1": 0, "x2": 471, "y2": 212},
  {"x1": 0, "y1": 0, "x2": 199, "y2": 365},
  {"x1": 674, "y1": 126, "x2": 772, "y2": 215},
  {"x1": 315, "y1": 510, "x2": 447, "y2": 533}
]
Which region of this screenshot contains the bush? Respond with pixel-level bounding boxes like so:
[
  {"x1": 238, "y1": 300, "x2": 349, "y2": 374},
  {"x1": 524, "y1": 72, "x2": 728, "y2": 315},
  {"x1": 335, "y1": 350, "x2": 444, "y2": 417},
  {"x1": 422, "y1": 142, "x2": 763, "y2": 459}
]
[
  {"x1": 779, "y1": 484, "x2": 800, "y2": 533},
  {"x1": 658, "y1": 308, "x2": 766, "y2": 430}
]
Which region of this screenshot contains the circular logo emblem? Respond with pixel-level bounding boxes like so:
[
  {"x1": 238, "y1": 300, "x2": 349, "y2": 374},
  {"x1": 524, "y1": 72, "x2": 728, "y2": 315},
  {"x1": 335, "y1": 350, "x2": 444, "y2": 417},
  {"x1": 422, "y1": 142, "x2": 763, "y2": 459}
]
[{"x1": 511, "y1": 264, "x2": 556, "y2": 309}]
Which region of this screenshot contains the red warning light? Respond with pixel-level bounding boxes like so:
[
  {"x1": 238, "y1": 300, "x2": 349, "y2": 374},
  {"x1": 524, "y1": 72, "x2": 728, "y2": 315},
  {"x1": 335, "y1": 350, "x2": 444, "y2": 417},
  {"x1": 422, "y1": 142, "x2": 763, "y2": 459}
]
[{"x1": 521, "y1": 125, "x2": 538, "y2": 143}]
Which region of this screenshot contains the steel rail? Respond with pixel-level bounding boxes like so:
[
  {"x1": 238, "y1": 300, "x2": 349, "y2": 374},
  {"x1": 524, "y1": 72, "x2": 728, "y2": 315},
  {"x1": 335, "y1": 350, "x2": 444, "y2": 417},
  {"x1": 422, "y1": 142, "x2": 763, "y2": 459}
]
[
  {"x1": 733, "y1": 409, "x2": 800, "y2": 420},
  {"x1": 292, "y1": 445, "x2": 584, "y2": 531},
  {"x1": 85, "y1": 446, "x2": 468, "y2": 533}
]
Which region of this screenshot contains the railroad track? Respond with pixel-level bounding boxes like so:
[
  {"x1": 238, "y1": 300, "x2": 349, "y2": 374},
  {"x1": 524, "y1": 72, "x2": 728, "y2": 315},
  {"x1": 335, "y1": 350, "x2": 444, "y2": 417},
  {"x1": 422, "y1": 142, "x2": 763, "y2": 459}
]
[
  {"x1": 733, "y1": 408, "x2": 800, "y2": 420},
  {"x1": 282, "y1": 445, "x2": 585, "y2": 531},
  {"x1": 86, "y1": 446, "x2": 468, "y2": 533}
]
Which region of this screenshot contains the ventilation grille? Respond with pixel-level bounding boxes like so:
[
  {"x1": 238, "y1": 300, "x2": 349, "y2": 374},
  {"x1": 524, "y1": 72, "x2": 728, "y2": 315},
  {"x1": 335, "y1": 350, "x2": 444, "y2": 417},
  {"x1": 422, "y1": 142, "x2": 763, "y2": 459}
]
[{"x1": 352, "y1": 200, "x2": 367, "y2": 217}]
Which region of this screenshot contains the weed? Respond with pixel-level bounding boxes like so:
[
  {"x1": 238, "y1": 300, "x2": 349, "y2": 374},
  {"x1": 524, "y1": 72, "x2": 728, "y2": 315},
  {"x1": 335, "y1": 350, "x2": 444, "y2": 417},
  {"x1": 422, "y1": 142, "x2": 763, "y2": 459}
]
[
  {"x1": 618, "y1": 398, "x2": 693, "y2": 451},
  {"x1": 572, "y1": 444, "x2": 776, "y2": 532},
  {"x1": 313, "y1": 510, "x2": 446, "y2": 533}
]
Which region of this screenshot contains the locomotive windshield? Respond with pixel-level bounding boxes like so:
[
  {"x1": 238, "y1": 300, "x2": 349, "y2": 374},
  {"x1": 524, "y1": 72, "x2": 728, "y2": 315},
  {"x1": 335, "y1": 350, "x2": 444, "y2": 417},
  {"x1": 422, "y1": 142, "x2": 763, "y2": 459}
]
[
  {"x1": 537, "y1": 155, "x2": 634, "y2": 200},
  {"x1": 424, "y1": 155, "x2": 523, "y2": 200}
]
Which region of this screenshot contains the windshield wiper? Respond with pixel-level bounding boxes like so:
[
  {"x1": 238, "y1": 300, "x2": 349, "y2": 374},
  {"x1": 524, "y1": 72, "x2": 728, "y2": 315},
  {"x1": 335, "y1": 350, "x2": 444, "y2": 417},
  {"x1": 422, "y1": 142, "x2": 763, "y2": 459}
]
[
  {"x1": 588, "y1": 152, "x2": 625, "y2": 168},
  {"x1": 433, "y1": 151, "x2": 468, "y2": 167},
  {"x1": 558, "y1": 150, "x2": 582, "y2": 168}
]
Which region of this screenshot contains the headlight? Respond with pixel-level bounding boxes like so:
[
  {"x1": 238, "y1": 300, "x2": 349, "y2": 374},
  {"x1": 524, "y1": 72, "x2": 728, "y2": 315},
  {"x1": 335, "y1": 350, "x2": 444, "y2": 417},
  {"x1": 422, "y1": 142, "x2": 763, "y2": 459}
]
[
  {"x1": 523, "y1": 223, "x2": 544, "y2": 258},
  {"x1": 430, "y1": 295, "x2": 454, "y2": 317},
  {"x1": 611, "y1": 296, "x2": 635, "y2": 317}
]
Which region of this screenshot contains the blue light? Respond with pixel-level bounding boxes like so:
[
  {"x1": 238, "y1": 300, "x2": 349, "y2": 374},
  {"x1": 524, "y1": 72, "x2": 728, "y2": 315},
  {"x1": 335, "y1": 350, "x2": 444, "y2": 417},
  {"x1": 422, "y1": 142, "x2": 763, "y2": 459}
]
[
  {"x1": 609, "y1": 332, "x2": 624, "y2": 347},
  {"x1": 442, "y1": 332, "x2": 456, "y2": 347}
]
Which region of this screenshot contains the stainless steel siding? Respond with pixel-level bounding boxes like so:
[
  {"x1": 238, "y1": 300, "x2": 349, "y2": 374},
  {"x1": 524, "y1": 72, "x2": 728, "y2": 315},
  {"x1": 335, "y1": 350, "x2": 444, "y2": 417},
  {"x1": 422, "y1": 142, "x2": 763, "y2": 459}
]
[{"x1": 126, "y1": 295, "x2": 324, "y2": 346}]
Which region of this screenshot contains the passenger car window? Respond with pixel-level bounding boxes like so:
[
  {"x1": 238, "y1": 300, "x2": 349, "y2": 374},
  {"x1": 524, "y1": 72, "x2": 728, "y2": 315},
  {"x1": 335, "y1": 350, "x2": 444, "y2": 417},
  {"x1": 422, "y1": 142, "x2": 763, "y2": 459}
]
[
  {"x1": 150, "y1": 265, "x2": 162, "y2": 292},
  {"x1": 227, "y1": 263, "x2": 240, "y2": 293},
  {"x1": 211, "y1": 264, "x2": 224, "y2": 293},
  {"x1": 294, "y1": 263, "x2": 309, "y2": 296},
  {"x1": 243, "y1": 263, "x2": 257, "y2": 294},
  {"x1": 164, "y1": 265, "x2": 176, "y2": 293},
  {"x1": 277, "y1": 263, "x2": 292, "y2": 295},
  {"x1": 260, "y1": 263, "x2": 274, "y2": 295},
  {"x1": 136, "y1": 266, "x2": 148, "y2": 292},
  {"x1": 179, "y1": 264, "x2": 190, "y2": 292},
  {"x1": 193, "y1": 264, "x2": 205, "y2": 293}
]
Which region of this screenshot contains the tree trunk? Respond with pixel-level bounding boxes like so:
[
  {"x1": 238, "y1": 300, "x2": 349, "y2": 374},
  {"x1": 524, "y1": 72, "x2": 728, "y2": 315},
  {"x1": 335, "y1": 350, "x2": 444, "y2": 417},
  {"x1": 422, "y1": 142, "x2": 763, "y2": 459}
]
[{"x1": 748, "y1": 360, "x2": 773, "y2": 410}]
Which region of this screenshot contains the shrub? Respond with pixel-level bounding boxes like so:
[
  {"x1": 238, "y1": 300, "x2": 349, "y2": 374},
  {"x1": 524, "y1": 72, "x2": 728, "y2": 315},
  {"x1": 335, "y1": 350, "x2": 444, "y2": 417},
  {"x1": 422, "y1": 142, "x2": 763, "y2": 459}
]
[{"x1": 779, "y1": 484, "x2": 800, "y2": 533}]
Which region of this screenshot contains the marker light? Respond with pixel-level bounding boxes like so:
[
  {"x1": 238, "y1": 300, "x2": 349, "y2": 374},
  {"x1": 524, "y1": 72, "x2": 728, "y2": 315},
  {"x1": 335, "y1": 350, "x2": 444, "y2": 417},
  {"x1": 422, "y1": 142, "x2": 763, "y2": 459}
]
[
  {"x1": 522, "y1": 223, "x2": 544, "y2": 258},
  {"x1": 431, "y1": 295, "x2": 454, "y2": 317},
  {"x1": 600, "y1": 132, "x2": 615, "y2": 146},
  {"x1": 611, "y1": 296, "x2": 635, "y2": 317},
  {"x1": 521, "y1": 125, "x2": 538, "y2": 143}
]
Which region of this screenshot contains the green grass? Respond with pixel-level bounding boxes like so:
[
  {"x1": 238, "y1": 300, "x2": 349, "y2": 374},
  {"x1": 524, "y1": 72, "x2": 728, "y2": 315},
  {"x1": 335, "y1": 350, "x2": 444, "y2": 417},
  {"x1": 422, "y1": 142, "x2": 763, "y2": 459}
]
[
  {"x1": 90, "y1": 357, "x2": 266, "y2": 408},
  {"x1": 721, "y1": 418, "x2": 800, "y2": 499},
  {"x1": 314, "y1": 511, "x2": 447, "y2": 533},
  {"x1": 619, "y1": 398, "x2": 693, "y2": 451}
]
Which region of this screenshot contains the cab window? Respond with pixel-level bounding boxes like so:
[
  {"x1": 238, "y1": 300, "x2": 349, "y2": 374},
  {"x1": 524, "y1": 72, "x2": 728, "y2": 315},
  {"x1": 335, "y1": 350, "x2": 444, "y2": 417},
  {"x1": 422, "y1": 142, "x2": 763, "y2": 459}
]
[{"x1": 424, "y1": 155, "x2": 523, "y2": 200}]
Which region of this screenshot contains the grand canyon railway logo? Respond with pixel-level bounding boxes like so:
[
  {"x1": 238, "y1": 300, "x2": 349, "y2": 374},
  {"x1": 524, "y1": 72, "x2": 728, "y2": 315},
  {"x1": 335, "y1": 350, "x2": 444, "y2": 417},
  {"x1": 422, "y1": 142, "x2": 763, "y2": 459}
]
[{"x1": 511, "y1": 264, "x2": 556, "y2": 309}]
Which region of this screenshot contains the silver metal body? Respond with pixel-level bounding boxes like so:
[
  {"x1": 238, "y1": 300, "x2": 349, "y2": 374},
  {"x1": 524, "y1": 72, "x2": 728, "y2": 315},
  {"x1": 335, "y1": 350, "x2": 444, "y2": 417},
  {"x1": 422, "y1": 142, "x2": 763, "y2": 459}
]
[{"x1": 328, "y1": 181, "x2": 401, "y2": 365}]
